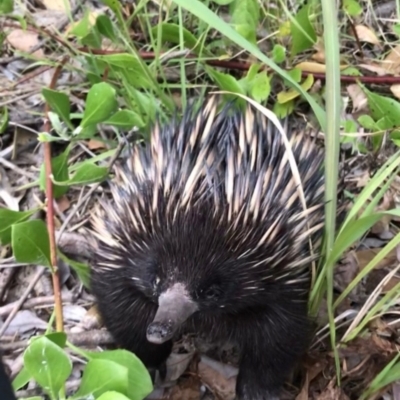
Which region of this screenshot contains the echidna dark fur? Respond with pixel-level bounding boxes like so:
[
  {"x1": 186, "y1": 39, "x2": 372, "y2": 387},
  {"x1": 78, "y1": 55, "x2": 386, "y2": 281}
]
[
  {"x1": 0, "y1": 355, "x2": 16, "y2": 400},
  {"x1": 90, "y1": 96, "x2": 334, "y2": 400}
]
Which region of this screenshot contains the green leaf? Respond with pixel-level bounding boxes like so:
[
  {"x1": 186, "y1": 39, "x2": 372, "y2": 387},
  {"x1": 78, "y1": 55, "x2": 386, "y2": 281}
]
[
  {"x1": 39, "y1": 145, "x2": 70, "y2": 198},
  {"x1": 170, "y1": 0, "x2": 326, "y2": 131},
  {"x1": 230, "y1": 0, "x2": 260, "y2": 44},
  {"x1": 96, "y1": 14, "x2": 116, "y2": 41},
  {"x1": 44, "y1": 332, "x2": 68, "y2": 348},
  {"x1": 358, "y1": 114, "x2": 376, "y2": 130},
  {"x1": 55, "y1": 162, "x2": 108, "y2": 186},
  {"x1": 11, "y1": 220, "x2": 51, "y2": 267},
  {"x1": 86, "y1": 350, "x2": 153, "y2": 400},
  {"x1": 69, "y1": 9, "x2": 92, "y2": 38},
  {"x1": 364, "y1": 89, "x2": 400, "y2": 127},
  {"x1": 272, "y1": 44, "x2": 286, "y2": 64},
  {"x1": 12, "y1": 367, "x2": 32, "y2": 391},
  {"x1": 273, "y1": 100, "x2": 294, "y2": 118},
  {"x1": 207, "y1": 67, "x2": 245, "y2": 97},
  {"x1": 100, "y1": 0, "x2": 121, "y2": 14},
  {"x1": 42, "y1": 89, "x2": 71, "y2": 127},
  {"x1": 23, "y1": 336, "x2": 72, "y2": 397},
  {"x1": 81, "y1": 82, "x2": 117, "y2": 128},
  {"x1": 0, "y1": 106, "x2": 9, "y2": 134},
  {"x1": 73, "y1": 359, "x2": 128, "y2": 399},
  {"x1": 249, "y1": 72, "x2": 271, "y2": 102},
  {"x1": 211, "y1": 0, "x2": 234, "y2": 4},
  {"x1": 104, "y1": 110, "x2": 145, "y2": 128},
  {"x1": 0, "y1": 209, "x2": 36, "y2": 245},
  {"x1": 327, "y1": 214, "x2": 384, "y2": 267},
  {"x1": 151, "y1": 23, "x2": 200, "y2": 52},
  {"x1": 290, "y1": 4, "x2": 317, "y2": 56},
  {"x1": 95, "y1": 54, "x2": 154, "y2": 90},
  {"x1": 0, "y1": 0, "x2": 13, "y2": 14},
  {"x1": 97, "y1": 392, "x2": 131, "y2": 400},
  {"x1": 343, "y1": 0, "x2": 362, "y2": 16},
  {"x1": 394, "y1": 24, "x2": 400, "y2": 38},
  {"x1": 59, "y1": 251, "x2": 91, "y2": 288}
]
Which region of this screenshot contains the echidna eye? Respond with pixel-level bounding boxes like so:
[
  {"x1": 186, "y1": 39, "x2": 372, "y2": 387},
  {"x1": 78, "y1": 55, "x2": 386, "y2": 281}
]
[{"x1": 203, "y1": 284, "x2": 220, "y2": 300}]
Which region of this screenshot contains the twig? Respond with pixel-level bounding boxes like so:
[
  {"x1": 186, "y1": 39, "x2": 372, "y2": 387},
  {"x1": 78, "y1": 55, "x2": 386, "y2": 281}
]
[
  {"x1": 43, "y1": 56, "x2": 69, "y2": 332},
  {"x1": 0, "y1": 267, "x2": 46, "y2": 337}
]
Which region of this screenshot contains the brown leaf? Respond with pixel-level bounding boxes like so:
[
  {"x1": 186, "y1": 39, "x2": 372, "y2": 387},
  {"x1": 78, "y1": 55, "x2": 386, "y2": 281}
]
[
  {"x1": 390, "y1": 84, "x2": 400, "y2": 100},
  {"x1": 6, "y1": 29, "x2": 44, "y2": 58},
  {"x1": 382, "y1": 44, "x2": 400, "y2": 75},
  {"x1": 346, "y1": 84, "x2": 368, "y2": 113},
  {"x1": 42, "y1": 0, "x2": 71, "y2": 12},
  {"x1": 354, "y1": 25, "x2": 381, "y2": 46}
]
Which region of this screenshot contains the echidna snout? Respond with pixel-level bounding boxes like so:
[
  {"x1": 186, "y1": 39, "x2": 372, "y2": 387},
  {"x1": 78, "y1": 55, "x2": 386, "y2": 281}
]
[{"x1": 146, "y1": 283, "x2": 198, "y2": 344}]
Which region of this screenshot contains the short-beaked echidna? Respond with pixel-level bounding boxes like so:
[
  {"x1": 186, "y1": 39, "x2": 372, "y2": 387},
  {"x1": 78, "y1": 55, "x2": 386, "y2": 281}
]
[
  {"x1": 90, "y1": 96, "x2": 331, "y2": 400},
  {"x1": 0, "y1": 356, "x2": 16, "y2": 400}
]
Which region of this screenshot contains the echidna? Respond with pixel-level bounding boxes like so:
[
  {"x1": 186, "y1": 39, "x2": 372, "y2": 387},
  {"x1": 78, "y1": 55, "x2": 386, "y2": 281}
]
[
  {"x1": 90, "y1": 96, "x2": 330, "y2": 400},
  {"x1": 0, "y1": 356, "x2": 16, "y2": 400}
]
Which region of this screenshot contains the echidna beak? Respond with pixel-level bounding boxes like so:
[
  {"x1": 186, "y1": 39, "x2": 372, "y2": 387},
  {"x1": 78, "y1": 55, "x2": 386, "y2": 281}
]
[{"x1": 146, "y1": 283, "x2": 198, "y2": 344}]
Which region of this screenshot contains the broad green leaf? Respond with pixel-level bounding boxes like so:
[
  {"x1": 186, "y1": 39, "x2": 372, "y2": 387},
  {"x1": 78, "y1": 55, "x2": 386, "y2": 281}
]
[
  {"x1": 96, "y1": 14, "x2": 116, "y2": 41},
  {"x1": 12, "y1": 367, "x2": 32, "y2": 391},
  {"x1": 11, "y1": 220, "x2": 51, "y2": 267},
  {"x1": 358, "y1": 114, "x2": 376, "y2": 130},
  {"x1": 95, "y1": 54, "x2": 154, "y2": 90},
  {"x1": 0, "y1": 209, "x2": 36, "y2": 244},
  {"x1": 273, "y1": 100, "x2": 294, "y2": 118},
  {"x1": 81, "y1": 28, "x2": 102, "y2": 49},
  {"x1": 272, "y1": 44, "x2": 286, "y2": 64},
  {"x1": 39, "y1": 145, "x2": 70, "y2": 198},
  {"x1": 0, "y1": 0, "x2": 13, "y2": 14},
  {"x1": 42, "y1": 89, "x2": 71, "y2": 127},
  {"x1": 44, "y1": 332, "x2": 68, "y2": 348},
  {"x1": 104, "y1": 110, "x2": 145, "y2": 128},
  {"x1": 24, "y1": 336, "x2": 72, "y2": 397},
  {"x1": 290, "y1": 4, "x2": 317, "y2": 56},
  {"x1": 250, "y1": 72, "x2": 271, "y2": 103},
  {"x1": 277, "y1": 74, "x2": 314, "y2": 103},
  {"x1": 230, "y1": 0, "x2": 260, "y2": 44},
  {"x1": 151, "y1": 23, "x2": 201, "y2": 53},
  {"x1": 86, "y1": 349, "x2": 153, "y2": 400},
  {"x1": 73, "y1": 359, "x2": 128, "y2": 399},
  {"x1": 55, "y1": 162, "x2": 108, "y2": 186},
  {"x1": 97, "y1": 392, "x2": 131, "y2": 400},
  {"x1": 364, "y1": 89, "x2": 400, "y2": 127},
  {"x1": 343, "y1": 0, "x2": 362, "y2": 16},
  {"x1": 59, "y1": 251, "x2": 91, "y2": 288},
  {"x1": 81, "y1": 82, "x2": 117, "y2": 128},
  {"x1": 69, "y1": 9, "x2": 92, "y2": 38},
  {"x1": 211, "y1": 0, "x2": 234, "y2": 4},
  {"x1": 207, "y1": 67, "x2": 245, "y2": 97}
]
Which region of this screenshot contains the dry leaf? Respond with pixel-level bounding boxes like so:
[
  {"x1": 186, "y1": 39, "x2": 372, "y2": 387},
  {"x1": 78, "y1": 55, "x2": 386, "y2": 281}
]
[
  {"x1": 56, "y1": 195, "x2": 71, "y2": 213},
  {"x1": 6, "y1": 29, "x2": 44, "y2": 58},
  {"x1": 87, "y1": 139, "x2": 106, "y2": 150},
  {"x1": 390, "y1": 84, "x2": 400, "y2": 100},
  {"x1": 312, "y1": 39, "x2": 326, "y2": 63},
  {"x1": 358, "y1": 62, "x2": 387, "y2": 76},
  {"x1": 295, "y1": 61, "x2": 327, "y2": 73},
  {"x1": 354, "y1": 25, "x2": 381, "y2": 46},
  {"x1": 347, "y1": 84, "x2": 368, "y2": 112},
  {"x1": 382, "y1": 44, "x2": 400, "y2": 75},
  {"x1": 42, "y1": 0, "x2": 71, "y2": 12}
]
